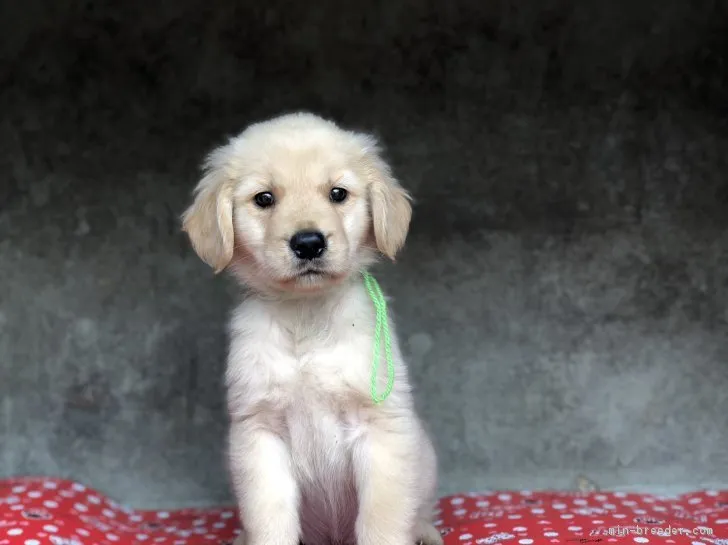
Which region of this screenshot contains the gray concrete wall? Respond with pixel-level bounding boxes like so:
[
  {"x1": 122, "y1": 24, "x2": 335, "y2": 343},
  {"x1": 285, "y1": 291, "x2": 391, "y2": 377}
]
[{"x1": 1, "y1": 0, "x2": 727, "y2": 508}]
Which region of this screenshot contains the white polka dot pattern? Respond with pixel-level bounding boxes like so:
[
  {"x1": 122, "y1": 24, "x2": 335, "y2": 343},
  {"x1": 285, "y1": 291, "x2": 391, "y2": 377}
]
[
  {"x1": 1, "y1": 478, "x2": 726, "y2": 544},
  {"x1": 433, "y1": 489, "x2": 727, "y2": 545},
  {"x1": 0, "y1": 478, "x2": 238, "y2": 545}
]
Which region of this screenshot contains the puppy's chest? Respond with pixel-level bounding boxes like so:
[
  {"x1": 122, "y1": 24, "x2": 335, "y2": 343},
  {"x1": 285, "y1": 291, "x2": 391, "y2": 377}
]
[
  {"x1": 249, "y1": 325, "x2": 373, "y2": 411},
  {"x1": 249, "y1": 330, "x2": 372, "y2": 474}
]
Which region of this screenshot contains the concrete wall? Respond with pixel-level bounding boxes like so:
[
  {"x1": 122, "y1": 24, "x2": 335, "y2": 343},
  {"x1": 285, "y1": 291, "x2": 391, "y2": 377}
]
[{"x1": 1, "y1": 0, "x2": 727, "y2": 508}]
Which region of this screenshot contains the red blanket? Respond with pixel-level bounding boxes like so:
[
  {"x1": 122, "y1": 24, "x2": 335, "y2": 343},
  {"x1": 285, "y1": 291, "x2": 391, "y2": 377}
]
[{"x1": 1, "y1": 478, "x2": 726, "y2": 545}]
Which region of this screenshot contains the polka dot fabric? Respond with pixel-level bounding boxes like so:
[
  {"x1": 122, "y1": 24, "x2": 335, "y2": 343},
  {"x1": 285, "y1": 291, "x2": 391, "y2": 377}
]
[
  {"x1": 1, "y1": 478, "x2": 239, "y2": 545},
  {"x1": 2, "y1": 478, "x2": 727, "y2": 545},
  {"x1": 434, "y1": 490, "x2": 728, "y2": 545}
]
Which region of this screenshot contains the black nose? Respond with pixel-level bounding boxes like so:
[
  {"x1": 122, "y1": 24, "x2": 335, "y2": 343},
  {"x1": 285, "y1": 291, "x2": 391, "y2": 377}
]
[{"x1": 289, "y1": 230, "x2": 327, "y2": 260}]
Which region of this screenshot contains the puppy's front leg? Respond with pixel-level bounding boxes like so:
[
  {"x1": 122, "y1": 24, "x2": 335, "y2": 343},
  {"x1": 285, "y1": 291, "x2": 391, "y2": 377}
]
[
  {"x1": 229, "y1": 420, "x2": 300, "y2": 545},
  {"x1": 354, "y1": 421, "x2": 418, "y2": 545}
]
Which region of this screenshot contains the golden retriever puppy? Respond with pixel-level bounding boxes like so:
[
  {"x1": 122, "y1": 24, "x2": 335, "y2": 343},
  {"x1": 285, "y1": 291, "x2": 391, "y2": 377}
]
[{"x1": 181, "y1": 112, "x2": 442, "y2": 545}]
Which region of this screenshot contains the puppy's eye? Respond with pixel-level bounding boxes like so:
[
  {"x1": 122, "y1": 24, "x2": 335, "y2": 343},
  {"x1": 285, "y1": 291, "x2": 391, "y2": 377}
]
[
  {"x1": 254, "y1": 192, "x2": 275, "y2": 208},
  {"x1": 330, "y1": 187, "x2": 348, "y2": 203}
]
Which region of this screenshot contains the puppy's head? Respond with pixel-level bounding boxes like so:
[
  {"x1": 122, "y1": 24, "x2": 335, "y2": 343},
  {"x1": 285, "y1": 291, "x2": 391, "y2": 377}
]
[{"x1": 181, "y1": 112, "x2": 411, "y2": 295}]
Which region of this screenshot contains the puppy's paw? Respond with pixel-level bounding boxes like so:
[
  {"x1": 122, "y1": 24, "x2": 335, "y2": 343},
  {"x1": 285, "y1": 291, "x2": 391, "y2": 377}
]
[
  {"x1": 415, "y1": 520, "x2": 443, "y2": 545},
  {"x1": 232, "y1": 532, "x2": 304, "y2": 545}
]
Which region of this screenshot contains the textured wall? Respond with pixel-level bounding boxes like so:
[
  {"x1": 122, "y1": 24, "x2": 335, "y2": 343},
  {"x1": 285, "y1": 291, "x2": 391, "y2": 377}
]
[{"x1": 1, "y1": 0, "x2": 727, "y2": 509}]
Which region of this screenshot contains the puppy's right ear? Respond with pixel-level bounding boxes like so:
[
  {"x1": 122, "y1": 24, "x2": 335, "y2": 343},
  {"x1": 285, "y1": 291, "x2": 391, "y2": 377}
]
[
  {"x1": 354, "y1": 134, "x2": 412, "y2": 261},
  {"x1": 181, "y1": 153, "x2": 235, "y2": 274}
]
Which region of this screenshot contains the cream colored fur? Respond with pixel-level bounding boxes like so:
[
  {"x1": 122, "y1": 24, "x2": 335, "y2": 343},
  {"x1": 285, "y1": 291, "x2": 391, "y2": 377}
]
[{"x1": 181, "y1": 112, "x2": 442, "y2": 545}]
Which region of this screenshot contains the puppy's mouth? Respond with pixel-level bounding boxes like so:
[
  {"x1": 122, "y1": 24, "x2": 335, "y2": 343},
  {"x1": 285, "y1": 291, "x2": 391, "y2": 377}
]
[
  {"x1": 277, "y1": 266, "x2": 347, "y2": 290},
  {"x1": 277, "y1": 267, "x2": 331, "y2": 284},
  {"x1": 299, "y1": 268, "x2": 326, "y2": 277}
]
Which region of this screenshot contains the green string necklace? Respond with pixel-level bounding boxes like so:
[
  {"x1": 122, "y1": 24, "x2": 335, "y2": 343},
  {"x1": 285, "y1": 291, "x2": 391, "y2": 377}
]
[{"x1": 361, "y1": 270, "x2": 395, "y2": 404}]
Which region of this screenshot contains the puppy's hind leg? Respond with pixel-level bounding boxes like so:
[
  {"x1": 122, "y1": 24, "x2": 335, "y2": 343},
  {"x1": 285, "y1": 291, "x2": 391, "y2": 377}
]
[
  {"x1": 414, "y1": 519, "x2": 443, "y2": 545},
  {"x1": 414, "y1": 425, "x2": 443, "y2": 545}
]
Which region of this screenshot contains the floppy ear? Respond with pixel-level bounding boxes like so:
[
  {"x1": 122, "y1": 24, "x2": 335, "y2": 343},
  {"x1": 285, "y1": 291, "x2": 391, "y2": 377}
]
[
  {"x1": 181, "y1": 159, "x2": 235, "y2": 274},
  {"x1": 359, "y1": 137, "x2": 412, "y2": 261}
]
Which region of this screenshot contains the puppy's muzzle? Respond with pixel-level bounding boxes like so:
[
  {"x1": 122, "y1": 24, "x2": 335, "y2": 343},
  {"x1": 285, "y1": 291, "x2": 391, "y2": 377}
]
[{"x1": 289, "y1": 230, "x2": 327, "y2": 261}]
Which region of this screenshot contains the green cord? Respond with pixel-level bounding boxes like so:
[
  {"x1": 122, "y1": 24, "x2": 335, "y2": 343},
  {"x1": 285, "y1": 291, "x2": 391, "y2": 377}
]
[{"x1": 362, "y1": 270, "x2": 395, "y2": 404}]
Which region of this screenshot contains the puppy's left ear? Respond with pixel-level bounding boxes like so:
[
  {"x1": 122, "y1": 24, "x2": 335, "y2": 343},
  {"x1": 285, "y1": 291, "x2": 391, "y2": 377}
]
[
  {"x1": 181, "y1": 151, "x2": 235, "y2": 274},
  {"x1": 357, "y1": 135, "x2": 412, "y2": 261}
]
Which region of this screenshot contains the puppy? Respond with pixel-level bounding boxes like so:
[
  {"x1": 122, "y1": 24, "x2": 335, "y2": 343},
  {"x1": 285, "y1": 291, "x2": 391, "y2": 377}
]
[{"x1": 181, "y1": 112, "x2": 442, "y2": 545}]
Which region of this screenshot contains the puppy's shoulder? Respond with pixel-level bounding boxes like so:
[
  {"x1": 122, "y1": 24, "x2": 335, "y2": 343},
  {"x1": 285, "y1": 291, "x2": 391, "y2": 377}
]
[{"x1": 228, "y1": 296, "x2": 275, "y2": 337}]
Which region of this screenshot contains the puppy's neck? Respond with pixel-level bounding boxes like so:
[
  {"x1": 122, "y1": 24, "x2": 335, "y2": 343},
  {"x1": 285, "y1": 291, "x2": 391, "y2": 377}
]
[{"x1": 244, "y1": 274, "x2": 361, "y2": 328}]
